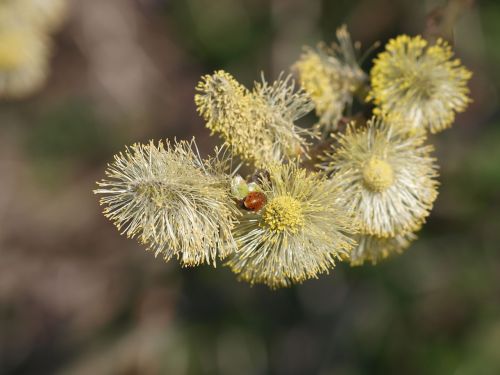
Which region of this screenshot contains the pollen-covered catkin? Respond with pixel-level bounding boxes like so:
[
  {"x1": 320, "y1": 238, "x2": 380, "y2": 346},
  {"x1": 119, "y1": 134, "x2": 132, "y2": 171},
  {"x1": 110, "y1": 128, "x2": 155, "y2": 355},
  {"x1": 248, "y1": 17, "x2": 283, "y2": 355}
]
[
  {"x1": 226, "y1": 163, "x2": 357, "y2": 288},
  {"x1": 195, "y1": 70, "x2": 314, "y2": 167},
  {"x1": 368, "y1": 35, "x2": 472, "y2": 134},
  {"x1": 95, "y1": 139, "x2": 239, "y2": 267},
  {"x1": 294, "y1": 25, "x2": 366, "y2": 135},
  {"x1": 323, "y1": 116, "x2": 439, "y2": 237}
]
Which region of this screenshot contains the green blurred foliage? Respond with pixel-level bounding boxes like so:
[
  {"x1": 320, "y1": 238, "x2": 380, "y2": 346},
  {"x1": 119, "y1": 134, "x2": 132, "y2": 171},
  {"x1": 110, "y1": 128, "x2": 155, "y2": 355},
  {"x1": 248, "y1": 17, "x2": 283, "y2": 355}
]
[
  {"x1": 168, "y1": 0, "x2": 272, "y2": 69},
  {"x1": 24, "y1": 99, "x2": 118, "y2": 187}
]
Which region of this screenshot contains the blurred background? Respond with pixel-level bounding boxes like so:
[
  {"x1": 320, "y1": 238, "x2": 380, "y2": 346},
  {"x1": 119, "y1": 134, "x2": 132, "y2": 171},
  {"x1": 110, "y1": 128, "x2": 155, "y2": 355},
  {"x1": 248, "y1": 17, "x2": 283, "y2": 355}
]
[{"x1": 0, "y1": 0, "x2": 499, "y2": 374}]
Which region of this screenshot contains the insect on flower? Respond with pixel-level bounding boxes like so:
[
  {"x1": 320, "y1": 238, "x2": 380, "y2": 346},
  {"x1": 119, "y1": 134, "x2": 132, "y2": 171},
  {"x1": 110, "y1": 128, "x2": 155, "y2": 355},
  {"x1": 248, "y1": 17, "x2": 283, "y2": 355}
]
[
  {"x1": 243, "y1": 191, "x2": 267, "y2": 212},
  {"x1": 227, "y1": 163, "x2": 357, "y2": 288}
]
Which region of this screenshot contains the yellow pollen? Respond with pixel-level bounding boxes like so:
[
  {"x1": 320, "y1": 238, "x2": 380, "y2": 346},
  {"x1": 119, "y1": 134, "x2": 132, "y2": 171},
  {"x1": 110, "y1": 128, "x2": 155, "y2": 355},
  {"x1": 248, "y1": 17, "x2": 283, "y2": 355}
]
[
  {"x1": 0, "y1": 32, "x2": 29, "y2": 70},
  {"x1": 262, "y1": 195, "x2": 304, "y2": 233},
  {"x1": 362, "y1": 158, "x2": 394, "y2": 192}
]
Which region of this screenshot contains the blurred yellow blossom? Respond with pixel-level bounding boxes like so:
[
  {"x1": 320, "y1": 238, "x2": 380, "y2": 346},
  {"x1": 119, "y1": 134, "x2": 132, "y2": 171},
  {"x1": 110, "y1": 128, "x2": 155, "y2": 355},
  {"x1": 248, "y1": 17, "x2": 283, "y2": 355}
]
[
  {"x1": 0, "y1": 25, "x2": 51, "y2": 99},
  {"x1": 294, "y1": 25, "x2": 366, "y2": 135}
]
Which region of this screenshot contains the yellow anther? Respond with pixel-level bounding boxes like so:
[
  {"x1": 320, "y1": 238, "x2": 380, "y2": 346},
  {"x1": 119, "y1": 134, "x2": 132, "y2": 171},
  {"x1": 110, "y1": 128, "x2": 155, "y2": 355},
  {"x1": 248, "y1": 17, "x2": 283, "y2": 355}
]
[
  {"x1": 362, "y1": 158, "x2": 394, "y2": 192},
  {"x1": 262, "y1": 195, "x2": 304, "y2": 233}
]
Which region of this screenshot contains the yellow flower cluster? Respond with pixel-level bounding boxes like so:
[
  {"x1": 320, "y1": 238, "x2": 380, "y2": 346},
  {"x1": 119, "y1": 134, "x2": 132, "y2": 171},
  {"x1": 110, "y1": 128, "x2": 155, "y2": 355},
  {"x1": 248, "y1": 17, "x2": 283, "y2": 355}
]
[
  {"x1": 323, "y1": 116, "x2": 439, "y2": 264},
  {"x1": 0, "y1": 0, "x2": 67, "y2": 99},
  {"x1": 368, "y1": 35, "x2": 472, "y2": 134},
  {"x1": 294, "y1": 26, "x2": 366, "y2": 135},
  {"x1": 95, "y1": 140, "x2": 239, "y2": 267},
  {"x1": 227, "y1": 163, "x2": 356, "y2": 288},
  {"x1": 318, "y1": 34, "x2": 470, "y2": 265},
  {"x1": 195, "y1": 70, "x2": 314, "y2": 167},
  {"x1": 96, "y1": 26, "x2": 472, "y2": 287}
]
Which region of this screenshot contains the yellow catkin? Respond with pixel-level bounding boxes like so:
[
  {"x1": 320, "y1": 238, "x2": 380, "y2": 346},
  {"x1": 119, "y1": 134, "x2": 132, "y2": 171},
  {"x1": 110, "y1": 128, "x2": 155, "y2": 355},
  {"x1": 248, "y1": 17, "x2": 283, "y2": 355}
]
[
  {"x1": 195, "y1": 70, "x2": 313, "y2": 167},
  {"x1": 368, "y1": 35, "x2": 472, "y2": 134},
  {"x1": 95, "y1": 139, "x2": 239, "y2": 267},
  {"x1": 226, "y1": 163, "x2": 357, "y2": 288},
  {"x1": 323, "y1": 116, "x2": 439, "y2": 238},
  {"x1": 294, "y1": 25, "x2": 366, "y2": 134}
]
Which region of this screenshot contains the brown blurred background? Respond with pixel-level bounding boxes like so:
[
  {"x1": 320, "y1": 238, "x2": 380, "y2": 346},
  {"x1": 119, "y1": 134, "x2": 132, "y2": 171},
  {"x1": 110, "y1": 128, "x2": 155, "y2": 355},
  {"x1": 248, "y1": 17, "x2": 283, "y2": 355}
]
[{"x1": 1, "y1": 0, "x2": 500, "y2": 374}]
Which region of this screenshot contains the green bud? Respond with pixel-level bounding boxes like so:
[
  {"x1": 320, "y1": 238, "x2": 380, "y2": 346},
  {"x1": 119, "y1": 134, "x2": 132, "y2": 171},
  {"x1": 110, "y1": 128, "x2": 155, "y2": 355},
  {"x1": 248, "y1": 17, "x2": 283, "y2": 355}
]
[{"x1": 231, "y1": 175, "x2": 249, "y2": 200}]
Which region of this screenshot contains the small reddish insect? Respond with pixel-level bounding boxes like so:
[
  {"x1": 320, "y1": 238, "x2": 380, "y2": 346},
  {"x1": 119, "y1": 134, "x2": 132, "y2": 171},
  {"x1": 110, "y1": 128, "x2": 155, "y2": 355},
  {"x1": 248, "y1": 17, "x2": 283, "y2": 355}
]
[{"x1": 243, "y1": 191, "x2": 267, "y2": 212}]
